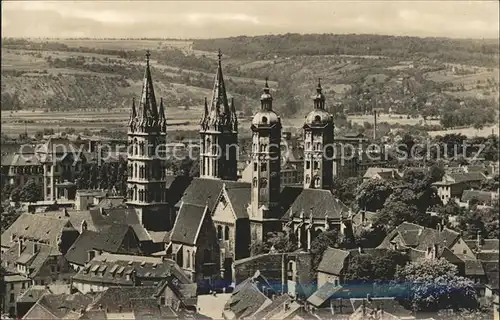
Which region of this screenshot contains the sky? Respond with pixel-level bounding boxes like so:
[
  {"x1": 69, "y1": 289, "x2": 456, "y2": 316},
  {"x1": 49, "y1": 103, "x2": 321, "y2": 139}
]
[{"x1": 2, "y1": 1, "x2": 499, "y2": 39}]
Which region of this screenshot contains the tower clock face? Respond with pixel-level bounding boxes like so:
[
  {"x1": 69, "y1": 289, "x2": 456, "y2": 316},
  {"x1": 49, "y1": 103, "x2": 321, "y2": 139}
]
[{"x1": 271, "y1": 172, "x2": 278, "y2": 178}]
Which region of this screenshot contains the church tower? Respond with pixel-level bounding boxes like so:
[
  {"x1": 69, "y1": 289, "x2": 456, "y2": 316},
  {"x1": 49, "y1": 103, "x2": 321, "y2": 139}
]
[
  {"x1": 303, "y1": 79, "x2": 334, "y2": 189},
  {"x1": 127, "y1": 51, "x2": 168, "y2": 229},
  {"x1": 249, "y1": 79, "x2": 282, "y2": 243},
  {"x1": 199, "y1": 49, "x2": 238, "y2": 181}
]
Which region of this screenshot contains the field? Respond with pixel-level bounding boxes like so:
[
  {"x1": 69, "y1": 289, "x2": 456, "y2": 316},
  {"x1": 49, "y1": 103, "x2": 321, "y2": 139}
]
[{"x1": 2, "y1": 37, "x2": 499, "y2": 139}]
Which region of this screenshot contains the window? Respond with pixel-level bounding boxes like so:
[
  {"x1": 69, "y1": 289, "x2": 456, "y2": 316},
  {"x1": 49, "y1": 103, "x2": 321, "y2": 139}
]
[
  {"x1": 22, "y1": 282, "x2": 26, "y2": 289},
  {"x1": 306, "y1": 162, "x2": 310, "y2": 169},
  {"x1": 10, "y1": 283, "x2": 14, "y2": 290},
  {"x1": 10, "y1": 293, "x2": 14, "y2": 303},
  {"x1": 51, "y1": 266, "x2": 56, "y2": 273},
  {"x1": 225, "y1": 226, "x2": 230, "y2": 241},
  {"x1": 260, "y1": 163, "x2": 267, "y2": 172},
  {"x1": 254, "y1": 163, "x2": 257, "y2": 171},
  {"x1": 187, "y1": 250, "x2": 191, "y2": 269},
  {"x1": 217, "y1": 225, "x2": 223, "y2": 240}
]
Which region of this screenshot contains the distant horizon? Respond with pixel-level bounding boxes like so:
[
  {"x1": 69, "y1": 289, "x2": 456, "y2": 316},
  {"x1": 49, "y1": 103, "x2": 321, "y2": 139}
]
[
  {"x1": 3, "y1": 32, "x2": 500, "y2": 42},
  {"x1": 3, "y1": 1, "x2": 498, "y2": 39}
]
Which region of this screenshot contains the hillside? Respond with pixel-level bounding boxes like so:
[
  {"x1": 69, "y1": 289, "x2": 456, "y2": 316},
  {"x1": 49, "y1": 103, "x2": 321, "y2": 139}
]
[{"x1": 1, "y1": 35, "x2": 498, "y2": 137}]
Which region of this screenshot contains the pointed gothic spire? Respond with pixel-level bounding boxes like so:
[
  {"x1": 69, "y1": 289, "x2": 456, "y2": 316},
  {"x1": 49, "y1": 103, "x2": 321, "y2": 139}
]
[
  {"x1": 158, "y1": 97, "x2": 166, "y2": 132},
  {"x1": 206, "y1": 48, "x2": 230, "y2": 129},
  {"x1": 313, "y1": 78, "x2": 325, "y2": 109},
  {"x1": 139, "y1": 50, "x2": 159, "y2": 124},
  {"x1": 260, "y1": 77, "x2": 273, "y2": 111}
]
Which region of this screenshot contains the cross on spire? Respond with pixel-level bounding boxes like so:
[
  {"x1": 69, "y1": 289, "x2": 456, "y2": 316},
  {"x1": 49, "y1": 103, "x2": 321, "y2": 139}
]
[{"x1": 145, "y1": 50, "x2": 151, "y2": 65}]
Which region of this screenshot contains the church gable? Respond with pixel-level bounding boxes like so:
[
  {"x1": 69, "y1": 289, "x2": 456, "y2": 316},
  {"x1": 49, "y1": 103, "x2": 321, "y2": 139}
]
[{"x1": 212, "y1": 189, "x2": 237, "y2": 224}]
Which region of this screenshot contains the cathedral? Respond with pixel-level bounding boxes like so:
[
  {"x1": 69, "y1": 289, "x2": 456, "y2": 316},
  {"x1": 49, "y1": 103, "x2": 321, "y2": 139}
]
[{"x1": 126, "y1": 50, "x2": 353, "y2": 284}]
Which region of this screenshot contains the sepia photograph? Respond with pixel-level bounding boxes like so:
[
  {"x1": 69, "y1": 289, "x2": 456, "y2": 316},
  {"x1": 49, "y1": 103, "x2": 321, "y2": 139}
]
[{"x1": 0, "y1": 1, "x2": 499, "y2": 319}]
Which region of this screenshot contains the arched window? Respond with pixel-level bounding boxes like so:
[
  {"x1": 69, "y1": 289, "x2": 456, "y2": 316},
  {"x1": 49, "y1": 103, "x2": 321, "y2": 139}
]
[
  {"x1": 224, "y1": 226, "x2": 230, "y2": 241},
  {"x1": 314, "y1": 115, "x2": 321, "y2": 122},
  {"x1": 187, "y1": 250, "x2": 191, "y2": 268},
  {"x1": 217, "y1": 225, "x2": 223, "y2": 240},
  {"x1": 192, "y1": 251, "x2": 196, "y2": 268},
  {"x1": 262, "y1": 116, "x2": 268, "y2": 124},
  {"x1": 252, "y1": 177, "x2": 258, "y2": 187},
  {"x1": 305, "y1": 175, "x2": 311, "y2": 184}
]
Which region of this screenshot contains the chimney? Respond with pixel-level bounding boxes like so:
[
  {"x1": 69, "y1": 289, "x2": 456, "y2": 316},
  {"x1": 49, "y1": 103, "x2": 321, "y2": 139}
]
[
  {"x1": 33, "y1": 242, "x2": 39, "y2": 254},
  {"x1": 18, "y1": 239, "x2": 23, "y2": 256}
]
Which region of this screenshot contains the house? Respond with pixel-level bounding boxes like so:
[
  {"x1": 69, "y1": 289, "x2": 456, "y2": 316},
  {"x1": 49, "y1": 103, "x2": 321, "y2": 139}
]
[
  {"x1": 316, "y1": 247, "x2": 350, "y2": 288},
  {"x1": 71, "y1": 253, "x2": 193, "y2": 295},
  {"x1": 233, "y1": 252, "x2": 314, "y2": 299},
  {"x1": 15, "y1": 284, "x2": 70, "y2": 319},
  {"x1": 377, "y1": 222, "x2": 490, "y2": 285},
  {"x1": 1, "y1": 213, "x2": 80, "y2": 254},
  {"x1": 363, "y1": 167, "x2": 401, "y2": 181},
  {"x1": 460, "y1": 190, "x2": 499, "y2": 208},
  {"x1": 41, "y1": 207, "x2": 165, "y2": 254},
  {"x1": 22, "y1": 293, "x2": 95, "y2": 319},
  {"x1": 432, "y1": 172, "x2": 486, "y2": 204},
  {"x1": 167, "y1": 203, "x2": 220, "y2": 289},
  {"x1": 87, "y1": 284, "x2": 196, "y2": 317},
  {"x1": 64, "y1": 223, "x2": 142, "y2": 271},
  {"x1": 223, "y1": 272, "x2": 303, "y2": 320},
  {"x1": 2, "y1": 241, "x2": 76, "y2": 286},
  {"x1": 2, "y1": 273, "x2": 31, "y2": 318},
  {"x1": 0, "y1": 152, "x2": 43, "y2": 192}
]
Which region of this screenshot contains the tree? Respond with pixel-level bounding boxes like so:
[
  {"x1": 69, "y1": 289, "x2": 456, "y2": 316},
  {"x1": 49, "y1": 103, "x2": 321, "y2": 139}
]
[
  {"x1": 355, "y1": 179, "x2": 394, "y2": 212},
  {"x1": 19, "y1": 179, "x2": 42, "y2": 203},
  {"x1": 375, "y1": 200, "x2": 429, "y2": 229},
  {"x1": 331, "y1": 177, "x2": 362, "y2": 207},
  {"x1": 395, "y1": 258, "x2": 478, "y2": 311},
  {"x1": 345, "y1": 250, "x2": 409, "y2": 283},
  {"x1": 309, "y1": 230, "x2": 340, "y2": 273},
  {"x1": 266, "y1": 231, "x2": 298, "y2": 253}
]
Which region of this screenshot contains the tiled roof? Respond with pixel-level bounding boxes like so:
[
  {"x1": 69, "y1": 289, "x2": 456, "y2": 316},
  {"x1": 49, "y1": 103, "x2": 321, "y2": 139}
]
[
  {"x1": 89, "y1": 286, "x2": 158, "y2": 312},
  {"x1": 17, "y1": 285, "x2": 52, "y2": 303},
  {"x1": 465, "y1": 239, "x2": 499, "y2": 252},
  {"x1": 482, "y1": 261, "x2": 499, "y2": 290},
  {"x1": 1, "y1": 213, "x2": 76, "y2": 249},
  {"x1": 477, "y1": 252, "x2": 499, "y2": 262},
  {"x1": 378, "y1": 222, "x2": 460, "y2": 254},
  {"x1": 461, "y1": 190, "x2": 495, "y2": 203},
  {"x1": 2, "y1": 241, "x2": 62, "y2": 278},
  {"x1": 252, "y1": 295, "x2": 291, "y2": 320},
  {"x1": 224, "y1": 185, "x2": 251, "y2": 219},
  {"x1": 72, "y1": 253, "x2": 190, "y2": 287},
  {"x1": 1, "y1": 153, "x2": 42, "y2": 166},
  {"x1": 224, "y1": 280, "x2": 271, "y2": 319},
  {"x1": 65, "y1": 224, "x2": 136, "y2": 266},
  {"x1": 363, "y1": 167, "x2": 398, "y2": 179},
  {"x1": 179, "y1": 178, "x2": 250, "y2": 211},
  {"x1": 35, "y1": 293, "x2": 94, "y2": 319},
  {"x1": 88, "y1": 208, "x2": 151, "y2": 242},
  {"x1": 170, "y1": 203, "x2": 208, "y2": 245},
  {"x1": 285, "y1": 188, "x2": 349, "y2": 220},
  {"x1": 317, "y1": 247, "x2": 350, "y2": 275},
  {"x1": 306, "y1": 283, "x2": 351, "y2": 308},
  {"x1": 445, "y1": 172, "x2": 486, "y2": 183}
]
